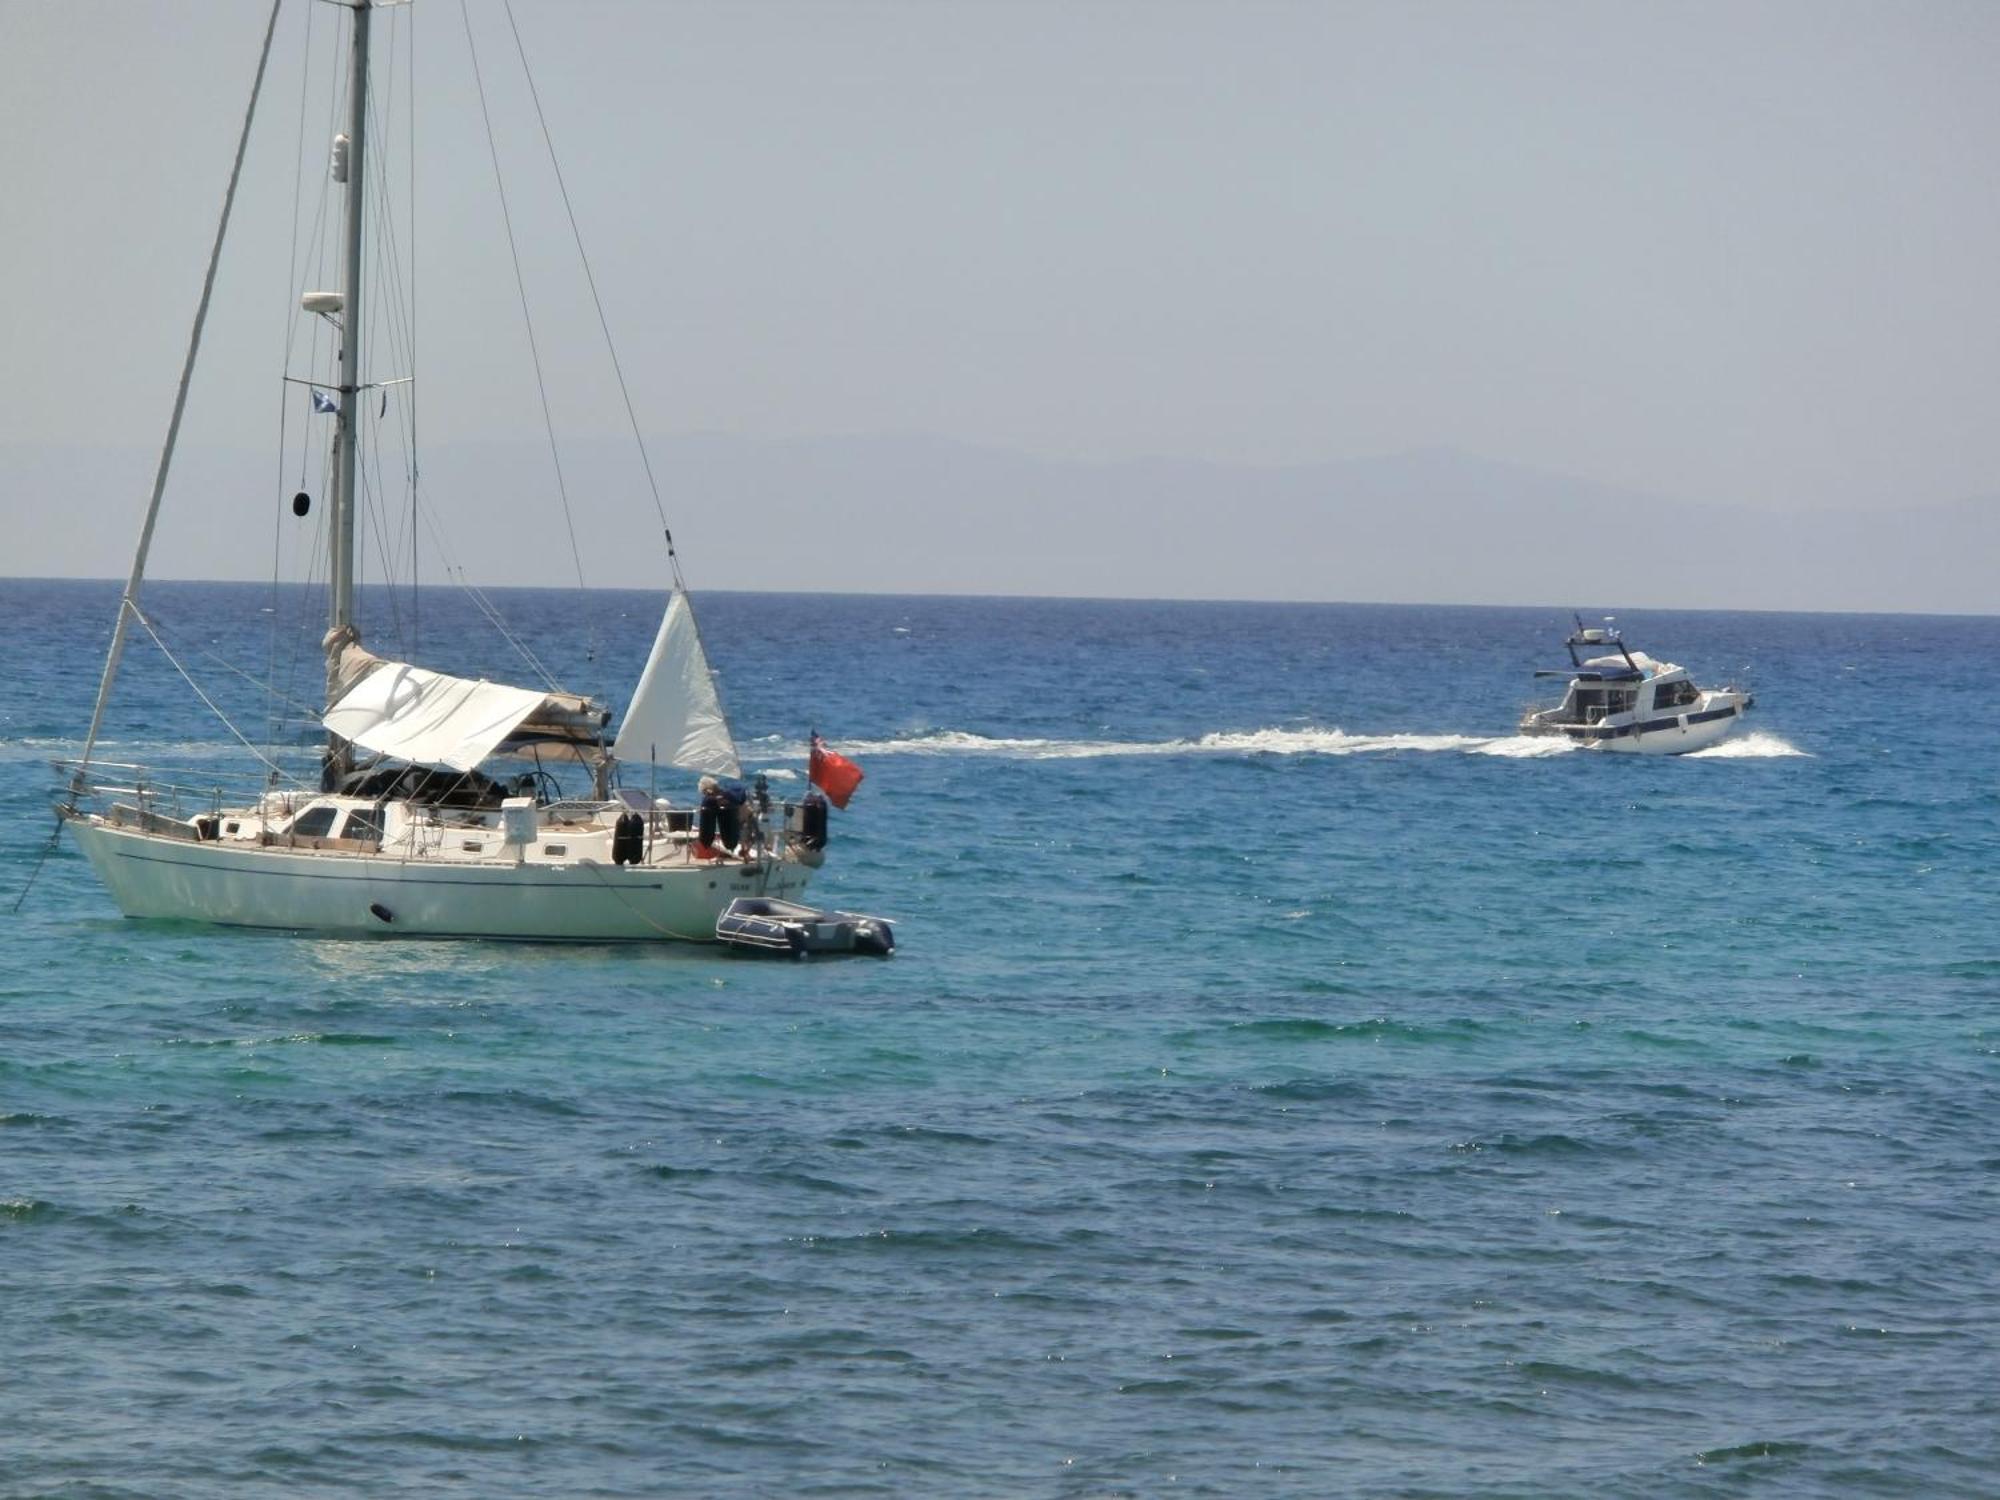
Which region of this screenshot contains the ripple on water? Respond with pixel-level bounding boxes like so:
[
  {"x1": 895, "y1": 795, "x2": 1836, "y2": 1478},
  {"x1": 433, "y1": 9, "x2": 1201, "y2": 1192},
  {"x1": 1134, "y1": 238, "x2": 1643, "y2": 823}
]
[{"x1": 5, "y1": 593, "x2": 1998, "y2": 1496}]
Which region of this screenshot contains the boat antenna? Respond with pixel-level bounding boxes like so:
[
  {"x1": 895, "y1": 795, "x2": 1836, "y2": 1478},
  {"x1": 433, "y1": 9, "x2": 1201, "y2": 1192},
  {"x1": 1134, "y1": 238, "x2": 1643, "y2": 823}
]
[{"x1": 75, "y1": 0, "x2": 286, "y2": 797}]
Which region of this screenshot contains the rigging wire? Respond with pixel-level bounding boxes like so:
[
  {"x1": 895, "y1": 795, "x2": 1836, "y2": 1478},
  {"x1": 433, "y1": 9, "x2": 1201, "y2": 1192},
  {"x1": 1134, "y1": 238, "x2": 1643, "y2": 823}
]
[
  {"x1": 274, "y1": 449, "x2": 329, "y2": 746},
  {"x1": 345, "y1": 18, "x2": 408, "y2": 655},
  {"x1": 75, "y1": 0, "x2": 286, "y2": 784},
  {"x1": 9, "y1": 820, "x2": 65, "y2": 916},
  {"x1": 435, "y1": 552, "x2": 563, "y2": 690},
  {"x1": 359, "y1": 27, "x2": 422, "y2": 642},
  {"x1": 501, "y1": 0, "x2": 684, "y2": 589},
  {"x1": 497, "y1": 0, "x2": 741, "y2": 753},
  {"x1": 292, "y1": 8, "x2": 342, "y2": 494},
  {"x1": 128, "y1": 604, "x2": 290, "y2": 778},
  {"x1": 271, "y1": 0, "x2": 317, "y2": 763},
  {"x1": 268, "y1": 1, "x2": 344, "y2": 752},
  {"x1": 407, "y1": 489, "x2": 565, "y2": 692},
  {"x1": 408, "y1": 7, "x2": 419, "y2": 657},
  {"x1": 267, "y1": 454, "x2": 335, "y2": 752},
  {"x1": 145, "y1": 1, "x2": 590, "y2": 768},
  {"x1": 142, "y1": 608, "x2": 327, "y2": 726},
  {"x1": 457, "y1": 0, "x2": 593, "y2": 635},
  {"x1": 358, "y1": 443, "x2": 407, "y2": 649}
]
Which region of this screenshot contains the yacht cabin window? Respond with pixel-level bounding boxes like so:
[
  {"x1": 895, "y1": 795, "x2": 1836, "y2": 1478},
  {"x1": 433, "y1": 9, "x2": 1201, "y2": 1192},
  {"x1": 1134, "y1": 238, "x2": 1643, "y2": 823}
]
[
  {"x1": 1574, "y1": 687, "x2": 1637, "y2": 721},
  {"x1": 1653, "y1": 680, "x2": 1699, "y2": 711},
  {"x1": 291, "y1": 805, "x2": 338, "y2": 839}
]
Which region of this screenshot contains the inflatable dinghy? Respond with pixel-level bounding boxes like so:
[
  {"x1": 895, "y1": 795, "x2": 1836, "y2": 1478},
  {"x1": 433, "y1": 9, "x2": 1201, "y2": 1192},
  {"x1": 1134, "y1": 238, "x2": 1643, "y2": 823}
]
[{"x1": 715, "y1": 897, "x2": 895, "y2": 958}]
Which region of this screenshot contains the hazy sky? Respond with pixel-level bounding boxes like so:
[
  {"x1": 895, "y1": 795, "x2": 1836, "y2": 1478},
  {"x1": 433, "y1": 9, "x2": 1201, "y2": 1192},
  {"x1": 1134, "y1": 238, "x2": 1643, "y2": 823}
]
[{"x1": 3, "y1": 0, "x2": 1997, "y2": 588}]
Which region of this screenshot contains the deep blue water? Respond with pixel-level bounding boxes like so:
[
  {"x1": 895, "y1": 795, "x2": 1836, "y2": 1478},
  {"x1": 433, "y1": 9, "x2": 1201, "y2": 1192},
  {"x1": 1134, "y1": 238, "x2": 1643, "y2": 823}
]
[{"x1": 3, "y1": 579, "x2": 1997, "y2": 1497}]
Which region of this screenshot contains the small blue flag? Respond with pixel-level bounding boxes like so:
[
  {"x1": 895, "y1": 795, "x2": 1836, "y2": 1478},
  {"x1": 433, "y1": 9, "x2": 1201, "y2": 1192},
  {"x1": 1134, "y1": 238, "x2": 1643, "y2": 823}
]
[{"x1": 311, "y1": 389, "x2": 339, "y2": 415}]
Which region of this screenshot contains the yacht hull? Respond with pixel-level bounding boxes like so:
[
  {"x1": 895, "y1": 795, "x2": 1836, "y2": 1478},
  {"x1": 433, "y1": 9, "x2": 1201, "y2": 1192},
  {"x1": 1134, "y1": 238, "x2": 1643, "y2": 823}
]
[
  {"x1": 1530, "y1": 702, "x2": 1748, "y2": 756},
  {"x1": 66, "y1": 818, "x2": 809, "y2": 942}
]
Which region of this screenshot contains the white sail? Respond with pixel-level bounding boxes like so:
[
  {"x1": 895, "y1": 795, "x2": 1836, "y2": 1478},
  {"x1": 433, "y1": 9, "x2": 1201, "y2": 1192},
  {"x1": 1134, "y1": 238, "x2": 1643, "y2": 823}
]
[
  {"x1": 614, "y1": 589, "x2": 741, "y2": 776},
  {"x1": 324, "y1": 658, "x2": 551, "y2": 772}
]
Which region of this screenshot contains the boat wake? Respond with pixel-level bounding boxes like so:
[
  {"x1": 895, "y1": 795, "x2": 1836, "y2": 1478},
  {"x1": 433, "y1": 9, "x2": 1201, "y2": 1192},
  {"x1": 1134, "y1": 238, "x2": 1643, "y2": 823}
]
[
  {"x1": 810, "y1": 725, "x2": 1809, "y2": 763},
  {"x1": 1685, "y1": 730, "x2": 1809, "y2": 758},
  {"x1": 7, "y1": 725, "x2": 1806, "y2": 773},
  {"x1": 821, "y1": 727, "x2": 1580, "y2": 762},
  {"x1": 0, "y1": 737, "x2": 292, "y2": 768}
]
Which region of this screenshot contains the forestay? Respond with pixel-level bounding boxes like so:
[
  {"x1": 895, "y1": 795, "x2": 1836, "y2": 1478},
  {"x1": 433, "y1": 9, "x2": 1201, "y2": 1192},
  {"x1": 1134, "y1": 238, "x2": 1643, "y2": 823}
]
[{"x1": 613, "y1": 589, "x2": 741, "y2": 776}]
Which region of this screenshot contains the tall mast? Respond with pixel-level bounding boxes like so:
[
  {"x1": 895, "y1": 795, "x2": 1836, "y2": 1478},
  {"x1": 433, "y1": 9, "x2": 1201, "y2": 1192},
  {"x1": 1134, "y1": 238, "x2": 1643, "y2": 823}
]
[{"x1": 326, "y1": 1, "x2": 371, "y2": 761}]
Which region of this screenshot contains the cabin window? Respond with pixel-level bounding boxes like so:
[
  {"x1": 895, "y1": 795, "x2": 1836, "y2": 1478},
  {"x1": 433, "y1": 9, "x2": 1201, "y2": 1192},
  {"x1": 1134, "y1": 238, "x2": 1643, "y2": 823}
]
[
  {"x1": 345, "y1": 808, "x2": 384, "y2": 843},
  {"x1": 291, "y1": 805, "x2": 338, "y2": 839},
  {"x1": 1655, "y1": 680, "x2": 1697, "y2": 710},
  {"x1": 1607, "y1": 689, "x2": 1636, "y2": 714},
  {"x1": 542, "y1": 844, "x2": 568, "y2": 857}
]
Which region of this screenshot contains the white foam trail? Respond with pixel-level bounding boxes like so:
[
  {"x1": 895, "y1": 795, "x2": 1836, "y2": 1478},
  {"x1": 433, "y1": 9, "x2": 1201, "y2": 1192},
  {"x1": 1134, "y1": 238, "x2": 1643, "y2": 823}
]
[
  {"x1": 832, "y1": 726, "x2": 1578, "y2": 761},
  {"x1": 0, "y1": 737, "x2": 268, "y2": 766},
  {"x1": 1686, "y1": 730, "x2": 1809, "y2": 759},
  {"x1": 829, "y1": 724, "x2": 1809, "y2": 763},
  {"x1": 1467, "y1": 734, "x2": 1581, "y2": 759}
]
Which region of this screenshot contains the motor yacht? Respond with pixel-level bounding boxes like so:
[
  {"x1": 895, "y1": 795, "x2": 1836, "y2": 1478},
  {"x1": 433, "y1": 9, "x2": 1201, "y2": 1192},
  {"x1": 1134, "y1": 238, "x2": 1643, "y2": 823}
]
[{"x1": 1520, "y1": 618, "x2": 1751, "y2": 755}]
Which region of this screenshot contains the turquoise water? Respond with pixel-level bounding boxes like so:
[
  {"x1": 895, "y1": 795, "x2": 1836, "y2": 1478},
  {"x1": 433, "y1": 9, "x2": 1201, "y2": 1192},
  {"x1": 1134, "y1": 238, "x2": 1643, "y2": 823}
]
[{"x1": 3, "y1": 580, "x2": 1997, "y2": 1496}]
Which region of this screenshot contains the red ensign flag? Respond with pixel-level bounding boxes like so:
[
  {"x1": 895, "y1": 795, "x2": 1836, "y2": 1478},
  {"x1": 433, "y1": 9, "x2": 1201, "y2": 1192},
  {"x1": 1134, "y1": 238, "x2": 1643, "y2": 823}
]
[{"x1": 808, "y1": 731, "x2": 865, "y2": 809}]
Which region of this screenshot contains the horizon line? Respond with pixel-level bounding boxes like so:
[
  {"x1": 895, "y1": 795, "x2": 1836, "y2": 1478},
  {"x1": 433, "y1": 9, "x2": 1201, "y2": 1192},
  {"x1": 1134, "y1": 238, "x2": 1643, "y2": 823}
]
[{"x1": 4, "y1": 575, "x2": 1992, "y2": 623}]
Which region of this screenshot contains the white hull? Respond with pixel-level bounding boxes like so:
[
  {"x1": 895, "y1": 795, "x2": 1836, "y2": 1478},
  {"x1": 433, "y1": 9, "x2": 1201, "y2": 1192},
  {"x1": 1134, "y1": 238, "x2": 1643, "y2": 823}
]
[
  {"x1": 1592, "y1": 711, "x2": 1741, "y2": 754},
  {"x1": 1531, "y1": 702, "x2": 1748, "y2": 756},
  {"x1": 68, "y1": 818, "x2": 809, "y2": 942}
]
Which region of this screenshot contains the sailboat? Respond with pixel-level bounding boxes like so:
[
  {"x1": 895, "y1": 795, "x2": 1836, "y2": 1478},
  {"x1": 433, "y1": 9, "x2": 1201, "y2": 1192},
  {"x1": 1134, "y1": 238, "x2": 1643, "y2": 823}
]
[{"x1": 54, "y1": 0, "x2": 841, "y2": 941}]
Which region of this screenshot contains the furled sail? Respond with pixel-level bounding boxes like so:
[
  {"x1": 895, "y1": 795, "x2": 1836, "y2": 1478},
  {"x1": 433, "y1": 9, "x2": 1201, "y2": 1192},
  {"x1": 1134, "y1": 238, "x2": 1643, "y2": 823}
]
[
  {"x1": 613, "y1": 589, "x2": 741, "y2": 776},
  {"x1": 323, "y1": 645, "x2": 605, "y2": 771}
]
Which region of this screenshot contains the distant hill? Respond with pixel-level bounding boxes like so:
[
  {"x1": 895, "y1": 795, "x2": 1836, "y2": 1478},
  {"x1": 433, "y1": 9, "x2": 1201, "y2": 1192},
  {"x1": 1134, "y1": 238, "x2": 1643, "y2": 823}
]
[{"x1": 3, "y1": 435, "x2": 1992, "y2": 614}]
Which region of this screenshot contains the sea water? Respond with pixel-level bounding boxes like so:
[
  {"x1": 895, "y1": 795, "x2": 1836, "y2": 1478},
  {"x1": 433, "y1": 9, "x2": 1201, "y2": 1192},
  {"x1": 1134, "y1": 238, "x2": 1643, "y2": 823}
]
[{"x1": 2, "y1": 580, "x2": 1996, "y2": 1497}]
